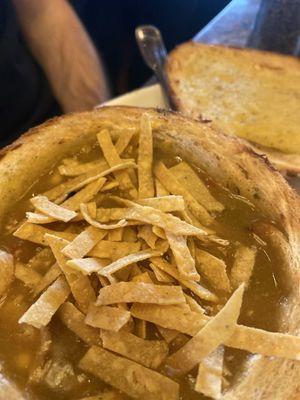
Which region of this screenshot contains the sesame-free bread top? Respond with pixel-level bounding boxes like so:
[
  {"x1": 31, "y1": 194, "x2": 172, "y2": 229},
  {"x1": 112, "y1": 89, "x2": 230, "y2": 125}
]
[{"x1": 166, "y1": 42, "x2": 300, "y2": 155}]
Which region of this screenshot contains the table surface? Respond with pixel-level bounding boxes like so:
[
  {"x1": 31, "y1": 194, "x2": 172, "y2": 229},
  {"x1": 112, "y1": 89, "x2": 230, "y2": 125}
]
[{"x1": 194, "y1": 0, "x2": 261, "y2": 46}]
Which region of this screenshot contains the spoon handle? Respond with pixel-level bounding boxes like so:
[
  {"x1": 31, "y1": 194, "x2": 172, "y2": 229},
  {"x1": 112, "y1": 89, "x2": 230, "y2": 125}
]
[{"x1": 135, "y1": 25, "x2": 175, "y2": 110}]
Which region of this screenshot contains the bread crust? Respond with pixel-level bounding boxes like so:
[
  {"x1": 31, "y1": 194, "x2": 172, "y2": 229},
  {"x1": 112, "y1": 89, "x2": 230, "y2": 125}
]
[
  {"x1": 165, "y1": 42, "x2": 300, "y2": 172},
  {"x1": 0, "y1": 106, "x2": 299, "y2": 399}
]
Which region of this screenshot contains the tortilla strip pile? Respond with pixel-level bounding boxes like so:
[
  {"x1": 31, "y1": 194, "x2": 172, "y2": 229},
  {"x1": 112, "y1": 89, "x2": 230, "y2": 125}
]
[{"x1": 7, "y1": 113, "x2": 299, "y2": 400}]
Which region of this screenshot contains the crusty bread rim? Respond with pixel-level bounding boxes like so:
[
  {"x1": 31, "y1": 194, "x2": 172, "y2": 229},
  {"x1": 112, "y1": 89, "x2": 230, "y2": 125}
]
[{"x1": 0, "y1": 106, "x2": 299, "y2": 399}]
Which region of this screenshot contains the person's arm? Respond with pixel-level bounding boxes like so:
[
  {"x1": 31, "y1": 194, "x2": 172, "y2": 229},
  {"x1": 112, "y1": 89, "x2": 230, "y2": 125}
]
[{"x1": 12, "y1": 0, "x2": 110, "y2": 112}]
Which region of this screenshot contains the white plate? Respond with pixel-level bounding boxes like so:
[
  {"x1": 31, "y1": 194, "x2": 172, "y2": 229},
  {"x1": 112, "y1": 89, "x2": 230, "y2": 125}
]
[
  {"x1": 104, "y1": 84, "x2": 165, "y2": 108},
  {"x1": 102, "y1": 84, "x2": 300, "y2": 194}
]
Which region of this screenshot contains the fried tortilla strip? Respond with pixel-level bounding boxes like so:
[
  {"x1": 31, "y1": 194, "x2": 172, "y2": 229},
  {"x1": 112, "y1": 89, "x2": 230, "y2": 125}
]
[
  {"x1": 152, "y1": 226, "x2": 166, "y2": 239},
  {"x1": 34, "y1": 263, "x2": 62, "y2": 296},
  {"x1": 93, "y1": 208, "x2": 128, "y2": 225},
  {"x1": 101, "y1": 330, "x2": 168, "y2": 369},
  {"x1": 150, "y1": 263, "x2": 175, "y2": 283},
  {"x1": 154, "y1": 161, "x2": 214, "y2": 226},
  {"x1": 98, "y1": 248, "x2": 162, "y2": 278},
  {"x1": 96, "y1": 198, "x2": 185, "y2": 224},
  {"x1": 131, "y1": 300, "x2": 300, "y2": 360},
  {"x1": 155, "y1": 178, "x2": 169, "y2": 197},
  {"x1": 74, "y1": 201, "x2": 97, "y2": 221},
  {"x1": 184, "y1": 294, "x2": 206, "y2": 315},
  {"x1": 195, "y1": 346, "x2": 224, "y2": 398},
  {"x1": 58, "y1": 159, "x2": 108, "y2": 176},
  {"x1": 81, "y1": 204, "x2": 127, "y2": 230},
  {"x1": 108, "y1": 227, "x2": 123, "y2": 242},
  {"x1": 26, "y1": 209, "x2": 98, "y2": 225},
  {"x1": 67, "y1": 258, "x2": 107, "y2": 275},
  {"x1": 101, "y1": 180, "x2": 119, "y2": 192},
  {"x1": 109, "y1": 195, "x2": 186, "y2": 214},
  {"x1": 88, "y1": 241, "x2": 141, "y2": 260},
  {"x1": 58, "y1": 302, "x2": 102, "y2": 346},
  {"x1": 156, "y1": 238, "x2": 171, "y2": 254},
  {"x1": 62, "y1": 226, "x2": 107, "y2": 259},
  {"x1": 45, "y1": 234, "x2": 96, "y2": 313},
  {"x1": 179, "y1": 209, "x2": 223, "y2": 246},
  {"x1": 226, "y1": 325, "x2": 300, "y2": 361},
  {"x1": 104, "y1": 200, "x2": 208, "y2": 237},
  {"x1": 150, "y1": 257, "x2": 218, "y2": 303},
  {"x1": 166, "y1": 232, "x2": 200, "y2": 282},
  {"x1": 19, "y1": 276, "x2": 70, "y2": 329},
  {"x1": 61, "y1": 178, "x2": 106, "y2": 211},
  {"x1": 85, "y1": 304, "x2": 130, "y2": 332},
  {"x1": 170, "y1": 162, "x2": 224, "y2": 213},
  {"x1": 79, "y1": 346, "x2": 179, "y2": 400},
  {"x1": 0, "y1": 251, "x2": 14, "y2": 299},
  {"x1": 131, "y1": 304, "x2": 209, "y2": 336},
  {"x1": 26, "y1": 212, "x2": 56, "y2": 224},
  {"x1": 156, "y1": 325, "x2": 179, "y2": 343},
  {"x1": 230, "y1": 245, "x2": 257, "y2": 289},
  {"x1": 195, "y1": 249, "x2": 231, "y2": 293},
  {"x1": 131, "y1": 271, "x2": 153, "y2": 283},
  {"x1": 13, "y1": 222, "x2": 76, "y2": 245},
  {"x1": 120, "y1": 313, "x2": 135, "y2": 334},
  {"x1": 97, "y1": 129, "x2": 136, "y2": 195},
  {"x1": 137, "y1": 195, "x2": 185, "y2": 212},
  {"x1": 115, "y1": 129, "x2": 135, "y2": 154},
  {"x1": 138, "y1": 114, "x2": 154, "y2": 198},
  {"x1": 165, "y1": 284, "x2": 244, "y2": 375},
  {"x1": 44, "y1": 161, "x2": 135, "y2": 202},
  {"x1": 15, "y1": 262, "x2": 42, "y2": 289},
  {"x1": 95, "y1": 207, "x2": 129, "y2": 222},
  {"x1": 31, "y1": 196, "x2": 77, "y2": 222},
  {"x1": 187, "y1": 237, "x2": 196, "y2": 260},
  {"x1": 98, "y1": 275, "x2": 110, "y2": 287},
  {"x1": 97, "y1": 282, "x2": 186, "y2": 306},
  {"x1": 44, "y1": 174, "x2": 96, "y2": 202}
]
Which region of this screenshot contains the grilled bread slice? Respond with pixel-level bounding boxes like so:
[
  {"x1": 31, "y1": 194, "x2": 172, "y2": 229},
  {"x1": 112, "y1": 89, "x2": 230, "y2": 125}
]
[{"x1": 165, "y1": 42, "x2": 300, "y2": 174}]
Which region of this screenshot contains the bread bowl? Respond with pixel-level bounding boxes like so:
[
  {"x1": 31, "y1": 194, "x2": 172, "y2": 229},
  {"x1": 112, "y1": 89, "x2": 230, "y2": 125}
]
[{"x1": 0, "y1": 106, "x2": 299, "y2": 399}]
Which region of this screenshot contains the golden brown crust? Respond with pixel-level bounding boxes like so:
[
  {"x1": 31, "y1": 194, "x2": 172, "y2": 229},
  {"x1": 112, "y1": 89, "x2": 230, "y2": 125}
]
[{"x1": 0, "y1": 106, "x2": 299, "y2": 399}]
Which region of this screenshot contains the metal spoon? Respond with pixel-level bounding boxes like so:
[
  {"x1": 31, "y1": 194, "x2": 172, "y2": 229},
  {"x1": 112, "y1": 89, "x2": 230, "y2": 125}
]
[{"x1": 135, "y1": 25, "x2": 175, "y2": 110}]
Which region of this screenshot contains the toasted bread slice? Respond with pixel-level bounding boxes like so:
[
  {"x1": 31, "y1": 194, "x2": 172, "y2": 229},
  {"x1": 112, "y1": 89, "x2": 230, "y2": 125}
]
[{"x1": 166, "y1": 42, "x2": 300, "y2": 173}]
